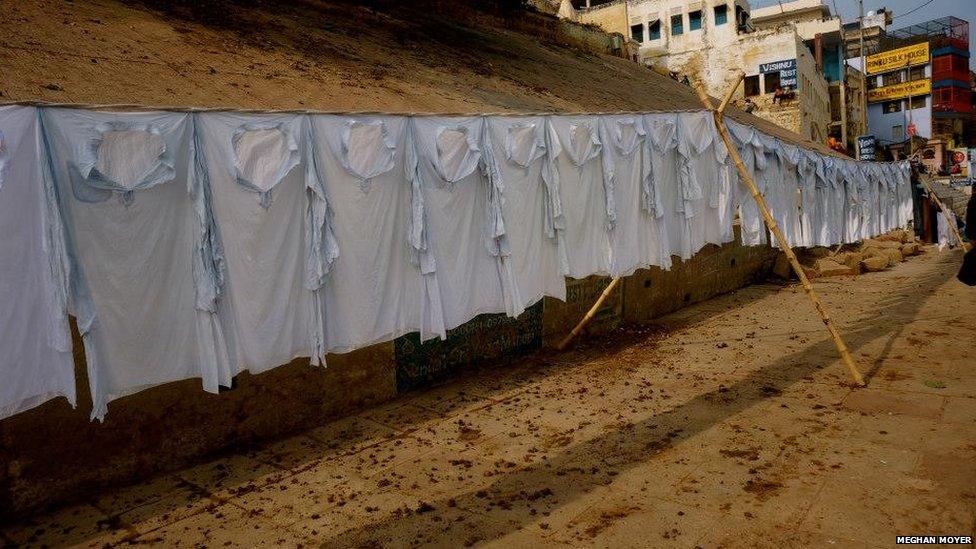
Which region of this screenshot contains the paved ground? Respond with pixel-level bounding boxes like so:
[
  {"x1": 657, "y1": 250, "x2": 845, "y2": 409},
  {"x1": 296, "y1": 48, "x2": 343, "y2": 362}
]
[{"x1": 3, "y1": 247, "x2": 975, "y2": 548}]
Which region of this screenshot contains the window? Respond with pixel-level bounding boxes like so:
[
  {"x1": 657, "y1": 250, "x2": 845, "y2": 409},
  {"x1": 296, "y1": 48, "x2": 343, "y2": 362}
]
[
  {"x1": 671, "y1": 14, "x2": 683, "y2": 35},
  {"x1": 866, "y1": 77, "x2": 879, "y2": 90},
  {"x1": 631, "y1": 23, "x2": 644, "y2": 42},
  {"x1": 909, "y1": 96, "x2": 926, "y2": 110},
  {"x1": 745, "y1": 74, "x2": 761, "y2": 97},
  {"x1": 735, "y1": 5, "x2": 750, "y2": 31},
  {"x1": 882, "y1": 71, "x2": 903, "y2": 86},
  {"x1": 892, "y1": 124, "x2": 903, "y2": 139},
  {"x1": 882, "y1": 100, "x2": 903, "y2": 114},
  {"x1": 649, "y1": 20, "x2": 661, "y2": 40},
  {"x1": 714, "y1": 4, "x2": 728, "y2": 25},
  {"x1": 689, "y1": 10, "x2": 703, "y2": 30},
  {"x1": 909, "y1": 66, "x2": 925, "y2": 81},
  {"x1": 763, "y1": 71, "x2": 781, "y2": 94}
]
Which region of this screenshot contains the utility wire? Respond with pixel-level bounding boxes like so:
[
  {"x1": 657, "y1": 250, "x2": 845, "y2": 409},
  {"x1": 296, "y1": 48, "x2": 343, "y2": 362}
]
[{"x1": 892, "y1": 0, "x2": 936, "y2": 20}]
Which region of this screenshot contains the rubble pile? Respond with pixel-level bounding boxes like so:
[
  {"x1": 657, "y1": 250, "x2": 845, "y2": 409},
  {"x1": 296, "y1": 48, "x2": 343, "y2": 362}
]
[{"x1": 772, "y1": 229, "x2": 926, "y2": 280}]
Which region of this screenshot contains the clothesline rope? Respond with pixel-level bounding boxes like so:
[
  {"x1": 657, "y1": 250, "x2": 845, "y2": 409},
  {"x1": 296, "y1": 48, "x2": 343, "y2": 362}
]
[
  {"x1": 0, "y1": 99, "x2": 706, "y2": 118},
  {"x1": 0, "y1": 99, "x2": 848, "y2": 159}
]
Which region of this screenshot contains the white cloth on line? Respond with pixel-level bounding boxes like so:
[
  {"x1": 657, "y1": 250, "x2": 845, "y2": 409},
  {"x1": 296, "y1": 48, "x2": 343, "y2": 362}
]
[
  {"x1": 937, "y1": 209, "x2": 958, "y2": 249},
  {"x1": 896, "y1": 161, "x2": 914, "y2": 228},
  {"x1": 0, "y1": 105, "x2": 76, "y2": 420},
  {"x1": 486, "y1": 116, "x2": 568, "y2": 306},
  {"x1": 599, "y1": 114, "x2": 671, "y2": 275},
  {"x1": 797, "y1": 149, "x2": 821, "y2": 247},
  {"x1": 0, "y1": 106, "x2": 923, "y2": 421},
  {"x1": 313, "y1": 114, "x2": 439, "y2": 352},
  {"x1": 549, "y1": 115, "x2": 613, "y2": 278},
  {"x1": 195, "y1": 112, "x2": 331, "y2": 373},
  {"x1": 643, "y1": 112, "x2": 679, "y2": 266},
  {"x1": 817, "y1": 156, "x2": 847, "y2": 247},
  {"x1": 407, "y1": 116, "x2": 518, "y2": 331},
  {"x1": 673, "y1": 111, "x2": 734, "y2": 259},
  {"x1": 41, "y1": 108, "x2": 230, "y2": 420},
  {"x1": 726, "y1": 118, "x2": 769, "y2": 247},
  {"x1": 758, "y1": 135, "x2": 803, "y2": 248}
]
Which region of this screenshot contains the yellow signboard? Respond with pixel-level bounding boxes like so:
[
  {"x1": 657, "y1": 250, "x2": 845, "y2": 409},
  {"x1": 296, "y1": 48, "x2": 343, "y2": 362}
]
[
  {"x1": 867, "y1": 78, "x2": 931, "y2": 102},
  {"x1": 866, "y1": 42, "x2": 930, "y2": 75}
]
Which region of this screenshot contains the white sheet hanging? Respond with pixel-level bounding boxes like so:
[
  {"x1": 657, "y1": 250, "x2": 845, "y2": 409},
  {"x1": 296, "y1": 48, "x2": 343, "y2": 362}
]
[
  {"x1": 408, "y1": 116, "x2": 517, "y2": 330},
  {"x1": 675, "y1": 111, "x2": 729, "y2": 259},
  {"x1": 643, "y1": 113, "x2": 679, "y2": 266},
  {"x1": 726, "y1": 119, "x2": 768, "y2": 247},
  {"x1": 196, "y1": 113, "x2": 330, "y2": 373},
  {"x1": 0, "y1": 106, "x2": 76, "y2": 420},
  {"x1": 817, "y1": 156, "x2": 846, "y2": 247},
  {"x1": 797, "y1": 149, "x2": 820, "y2": 247},
  {"x1": 937, "y1": 209, "x2": 958, "y2": 249},
  {"x1": 550, "y1": 115, "x2": 613, "y2": 278},
  {"x1": 860, "y1": 163, "x2": 880, "y2": 238},
  {"x1": 486, "y1": 116, "x2": 568, "y2": 306},
  {"x1": 882, "y1": 163, "x2": 900, "y2": 233},
  {"x1": 42, "y1": 108, "x2": 230, "y2": 420},
  {"x1": 896, "y1": 161, "x2": 913, "y2": 228},
  {"x1": 759, "y1": 135, "x2": 803, "y2": 248},
  {"x1": 835, "y1": 159, "x2": 861, "y2": 243},
  {"x1": 599, "y1": 114, "x2": 671, "y2": 275},
  {"x1": 313, "y1": 114, "x2": 440, "y2": 351}
]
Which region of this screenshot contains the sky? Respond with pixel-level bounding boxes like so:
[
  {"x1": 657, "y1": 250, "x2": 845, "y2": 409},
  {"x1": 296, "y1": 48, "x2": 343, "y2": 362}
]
[{"x1": 753, "y1": 0, "x2": 976, "y2": 69}]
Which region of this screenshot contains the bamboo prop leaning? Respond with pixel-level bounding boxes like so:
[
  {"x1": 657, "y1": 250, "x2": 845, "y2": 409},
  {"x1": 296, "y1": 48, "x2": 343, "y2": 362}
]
[
  {"x1": 917, "y1": 173, "x2": 970, "y2": 252},
  {"x1": 694, "y1": 74, "x2": 866, "y2": 387},
  {"x1": 555, "y1": 277, "x2": 621, "y2": 350}
]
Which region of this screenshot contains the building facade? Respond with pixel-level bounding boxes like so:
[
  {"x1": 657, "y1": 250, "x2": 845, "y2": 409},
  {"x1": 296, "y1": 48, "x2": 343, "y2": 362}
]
[
  {"x1": 851, "y1": 17, "x2": 974, "y2": 169},
  {"x1": 751, "y1": 0, "x2": 865, "y2": 150},
  {"x1": 558, "y1": 0, "x2": 833, "y2": 142}
]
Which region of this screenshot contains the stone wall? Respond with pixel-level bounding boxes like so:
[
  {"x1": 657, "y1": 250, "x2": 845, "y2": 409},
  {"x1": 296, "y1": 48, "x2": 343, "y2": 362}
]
[{"x1": 0, "y1": 226, "x2": 776, "y2": 519}]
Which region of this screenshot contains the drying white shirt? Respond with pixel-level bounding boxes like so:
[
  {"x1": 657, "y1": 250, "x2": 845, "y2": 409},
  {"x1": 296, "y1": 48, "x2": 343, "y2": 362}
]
[
  {"x1": 550, "y1": 116, "x2": 612, "y2": 278},
  {"x1": 759, "y1": 135, "x2": 803, "y2": 248},
  {"x1": 675, "y1": 111, "x2": 730, "y2": 259},
  {"x1": 486, "y1": 116, "x2": 567, "y2": 306},
  {"x1": 643, "y1": 113, "x2": 679, "y2": 265},
  {"x1": 882, "y1": 163, "x2": 901, "y2": 232},
  {"x1": 860, "y1": 164, "x2": 876, "y2": 238},
  {"x1": 896, "y1": 161, "x2": 914, "y2": 228},
  {"x1": 815, "y1": 156, "x2": 846, "y2": 247},
  {"x1": 599, "y1": 114, "x2": 671, "y2": 275},
  {"x1": 840, "y1": 160, "x2": 862, "y2": 243},
  {"x1": 408, "y1": 116, "x2": 517, "y2": 331},
  {"x1": 196, "y1": 113, "x2": 330, "y2": 373},
  {"x1": 42, "y1": 109, "x2": 229, "y2": 420},
  {"x1": 0, "y1": 106, "x2": 75, "y2": 420},
  {"x1": 937, "y1": 209, "x2": 958, "y2": 249},
  {"x1": 726, "y1": 119, "x2": 768, "y2": 247},
  {"x1": 313, "y1": 114, "x2": 439, "y2": 351},
  {"x1": 797, "y1": 150, "x2": 820, "y2": 247}
]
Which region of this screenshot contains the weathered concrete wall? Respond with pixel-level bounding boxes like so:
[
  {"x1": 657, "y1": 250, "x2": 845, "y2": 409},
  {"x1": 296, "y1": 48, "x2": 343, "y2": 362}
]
[
  {"x1": 622, "y1": 226, "x2": 779, "y2": 322},
  {"x1": 0, "y1": 226, "x2": 776, "y2": 519},
  {"x1": 0, "y1": 342, "x2": 396, "y2": 518},
  {"x1": 577, "y1": 1, "x2": 629, "y2": 35}
]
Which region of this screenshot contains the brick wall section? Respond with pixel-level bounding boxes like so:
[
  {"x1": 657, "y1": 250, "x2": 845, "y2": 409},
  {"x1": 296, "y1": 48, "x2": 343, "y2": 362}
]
[
  {"x1": 0, "y1": 226, "x2": 776, "y2": 518},
  {"x1": 0, "y1": 341, "x2": 396, "y2": 517},
  {"x1": 623, "y1": 226, "x2": 780, "y2": 323}
]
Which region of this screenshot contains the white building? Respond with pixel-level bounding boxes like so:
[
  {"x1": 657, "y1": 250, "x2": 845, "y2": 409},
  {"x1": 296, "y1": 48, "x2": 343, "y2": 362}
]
[{"x1": 558, "y1": 0, "x2": 833, "y2": 142}]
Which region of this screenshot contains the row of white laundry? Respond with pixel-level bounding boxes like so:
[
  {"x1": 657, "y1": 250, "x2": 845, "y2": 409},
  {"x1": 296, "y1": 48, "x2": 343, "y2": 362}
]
[{"x1": 0, "y1": 105, "x2": 913, "y2": 420}]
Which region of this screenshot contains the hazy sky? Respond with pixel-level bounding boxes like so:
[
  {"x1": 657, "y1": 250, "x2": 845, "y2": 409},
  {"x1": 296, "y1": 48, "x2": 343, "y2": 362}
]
[{"x1": 753, "y1": 0, "x2": 976, "y2": 69}]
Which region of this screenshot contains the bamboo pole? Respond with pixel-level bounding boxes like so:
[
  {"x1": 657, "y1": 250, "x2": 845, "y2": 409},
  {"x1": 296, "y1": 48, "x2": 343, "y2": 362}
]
[
  {"x1": 917, "y1": 174, "x2": 969, "y2": 251},
  {"x1": 695, "y1": 74, "x2": 866, "y2": 387},
  {"x1": 555, "y1": 277, "x2": 621, "y2": 351}
]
